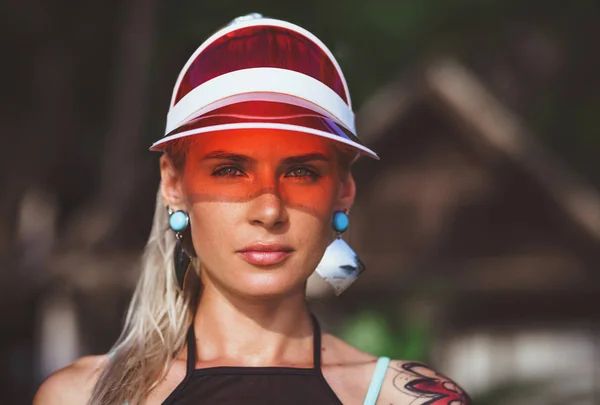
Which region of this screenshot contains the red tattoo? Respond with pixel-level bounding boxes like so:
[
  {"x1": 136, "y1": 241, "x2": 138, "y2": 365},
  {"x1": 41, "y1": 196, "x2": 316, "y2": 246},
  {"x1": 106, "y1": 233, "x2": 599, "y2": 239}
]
[{"x1": 402, "y1": 363, "x2": 470, "y2": 405}]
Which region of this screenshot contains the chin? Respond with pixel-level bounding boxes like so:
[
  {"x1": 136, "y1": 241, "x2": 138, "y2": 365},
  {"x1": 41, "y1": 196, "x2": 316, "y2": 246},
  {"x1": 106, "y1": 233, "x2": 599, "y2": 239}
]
[
  {"x1": 234, "y1": 272, "x2": 306, "y2": 299},
  {"x1": 214, "y1": 261, "x2": 307, "y2": 299}
]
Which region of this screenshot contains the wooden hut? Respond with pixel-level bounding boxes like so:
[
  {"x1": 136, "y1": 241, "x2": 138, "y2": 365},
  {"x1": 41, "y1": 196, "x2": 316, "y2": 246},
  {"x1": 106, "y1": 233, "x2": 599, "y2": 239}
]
[{"x1": 337, "y1": 58, "x2": 600, "y2": 401}]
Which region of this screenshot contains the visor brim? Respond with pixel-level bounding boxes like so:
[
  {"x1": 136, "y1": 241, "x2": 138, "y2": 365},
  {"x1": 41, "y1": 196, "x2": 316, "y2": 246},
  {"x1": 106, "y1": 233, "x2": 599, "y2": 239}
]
[{"x1": 150, "y1": 101, "x2": 379, "y2": 160}]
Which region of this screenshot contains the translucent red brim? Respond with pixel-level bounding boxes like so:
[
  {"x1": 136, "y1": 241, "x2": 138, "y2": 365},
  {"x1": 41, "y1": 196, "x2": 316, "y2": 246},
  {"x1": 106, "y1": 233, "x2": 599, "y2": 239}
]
[{"x1": 151, "y1": 101, "x2": 379, "y2": 160}]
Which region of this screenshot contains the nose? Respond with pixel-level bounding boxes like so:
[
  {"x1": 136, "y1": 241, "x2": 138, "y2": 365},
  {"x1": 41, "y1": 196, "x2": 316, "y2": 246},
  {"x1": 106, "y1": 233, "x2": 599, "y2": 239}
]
[{"x1": 246, "y1": 186, "x2": 288, "y2": 230}]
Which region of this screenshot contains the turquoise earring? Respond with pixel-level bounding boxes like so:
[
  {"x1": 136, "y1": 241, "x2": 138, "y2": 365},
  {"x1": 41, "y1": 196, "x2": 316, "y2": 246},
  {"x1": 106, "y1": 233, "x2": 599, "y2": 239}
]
[
  {"x1": 168, "y1": 207, "x2": 191, "y2": 289},
  {"x1": 314, "y1": 210, "x2": 365, "y2": 295},
  {"x1": 332, "y1": 211, "x2": 349, "y2": 233},
  {"x1": 169, "y1": 209, "x2": 189, "y2": 234}
]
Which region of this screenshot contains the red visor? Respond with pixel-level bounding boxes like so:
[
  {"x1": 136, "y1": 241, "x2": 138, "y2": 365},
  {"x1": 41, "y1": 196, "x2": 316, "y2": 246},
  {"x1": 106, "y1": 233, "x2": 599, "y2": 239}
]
[
  {"x1": 174, "y1": 25, "x2": 348, "y2": 105},
  {"x1": 153, "y1": 16, "x2": 378, "y2": 160},
  {"x1": 152, "y1": 101, "x2": 377, "y2": 159}
]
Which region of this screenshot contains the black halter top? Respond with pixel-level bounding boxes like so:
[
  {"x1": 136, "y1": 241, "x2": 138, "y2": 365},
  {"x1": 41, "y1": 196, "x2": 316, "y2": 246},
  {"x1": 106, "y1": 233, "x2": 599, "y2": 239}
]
[{"x1": 162, "y1": 315, "x2": 344, "y2": 405}]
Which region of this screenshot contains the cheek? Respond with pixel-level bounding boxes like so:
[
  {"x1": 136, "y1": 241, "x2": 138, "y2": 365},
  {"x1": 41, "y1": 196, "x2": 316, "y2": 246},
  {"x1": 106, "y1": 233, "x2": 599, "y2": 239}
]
[
  {"x1": 283, "y1": 179, "x2": 338, "y2": 252},
  {"x1": 187, "y1": 203, "x2": 242, "y2": 253},
  {"x1": 280, "y1": 178, "x2": 338, "y2": 219}
]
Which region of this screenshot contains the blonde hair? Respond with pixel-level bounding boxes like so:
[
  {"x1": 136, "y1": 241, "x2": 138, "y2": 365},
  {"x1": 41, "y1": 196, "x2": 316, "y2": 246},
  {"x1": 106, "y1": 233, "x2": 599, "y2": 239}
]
[
  {"x1": 88, "y1": 137, "x2": 355, "y2": 404},
  {"x1": 88, "y1": 184, "x2": 200, "y2": 405}
]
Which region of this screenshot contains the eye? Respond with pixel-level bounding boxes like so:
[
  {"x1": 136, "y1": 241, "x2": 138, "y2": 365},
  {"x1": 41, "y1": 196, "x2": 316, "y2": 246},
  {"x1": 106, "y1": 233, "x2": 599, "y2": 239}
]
[
  {"x1": 212, "y1": 166, "x2": 245, "y2": 177},
  {"x1": 285, "y1": 167, "x2": 320, "y2": 179}
]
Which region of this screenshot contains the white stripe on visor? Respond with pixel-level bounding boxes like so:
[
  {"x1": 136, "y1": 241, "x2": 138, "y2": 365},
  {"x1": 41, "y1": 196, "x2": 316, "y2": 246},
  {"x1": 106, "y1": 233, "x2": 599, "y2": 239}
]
[
  {"x1": 169, "y1": 18, "x2": 352, "y2": 108},
  {"x1": 165, "y1": 68, "x2": 356, "y2": 136}
]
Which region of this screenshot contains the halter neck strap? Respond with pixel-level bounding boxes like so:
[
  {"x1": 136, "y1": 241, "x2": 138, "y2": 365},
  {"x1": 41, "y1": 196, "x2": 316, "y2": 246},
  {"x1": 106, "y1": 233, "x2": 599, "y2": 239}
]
[
  {"x1": 310, "y1": 313, "x2": 322, "y2": 370},
  {"x1": 185, "y1": 325, "x2": 196, "y2": 376}
]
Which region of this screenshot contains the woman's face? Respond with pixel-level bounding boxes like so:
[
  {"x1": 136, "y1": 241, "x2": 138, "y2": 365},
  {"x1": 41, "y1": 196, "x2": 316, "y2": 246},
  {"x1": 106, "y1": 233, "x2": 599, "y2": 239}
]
[{"x1": 161, "y1": 129, "x2": 355, "y2": 299}]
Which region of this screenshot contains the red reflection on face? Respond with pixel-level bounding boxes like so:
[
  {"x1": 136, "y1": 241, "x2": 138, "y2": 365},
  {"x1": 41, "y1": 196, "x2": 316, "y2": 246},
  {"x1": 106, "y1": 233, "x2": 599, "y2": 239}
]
[{"x1": 177, "y1": 129, "x2": 350, "y2": 298}]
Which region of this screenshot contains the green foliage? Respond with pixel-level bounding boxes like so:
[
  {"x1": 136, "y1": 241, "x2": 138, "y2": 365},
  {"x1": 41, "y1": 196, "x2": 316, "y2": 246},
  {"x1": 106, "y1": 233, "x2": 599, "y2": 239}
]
[{"x1": 339, "y1": 309, "x2": 432, "y2": 362}]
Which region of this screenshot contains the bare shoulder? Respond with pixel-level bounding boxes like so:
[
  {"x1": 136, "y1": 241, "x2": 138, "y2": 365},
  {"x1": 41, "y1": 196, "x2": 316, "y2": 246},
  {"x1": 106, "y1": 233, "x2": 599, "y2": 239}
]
[
  {"x1": 33, "y1": 355, "x2": 108, "y2": 405},
  {"x1": 321, "y1": 332, "x2": 377, "y2": 364},
  {"x1": 378, "y1": 360, "x2": 471, "y2": 405},
  {"x1": 320, "y1": 333, "x2": 379, "y2": 403},
  {"x1": 320, "y1": 333, "x2": 470, "y2": 404}
]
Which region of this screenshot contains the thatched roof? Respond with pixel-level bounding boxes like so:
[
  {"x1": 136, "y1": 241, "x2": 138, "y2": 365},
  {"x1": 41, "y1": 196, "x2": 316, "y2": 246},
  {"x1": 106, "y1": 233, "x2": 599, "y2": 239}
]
[{"x1": 348, "y1": 58, "x2": 600, "y2": 296}]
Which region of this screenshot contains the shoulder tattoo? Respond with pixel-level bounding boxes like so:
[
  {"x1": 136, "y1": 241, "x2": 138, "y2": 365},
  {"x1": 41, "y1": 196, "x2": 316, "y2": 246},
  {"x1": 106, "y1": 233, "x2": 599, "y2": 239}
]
[{"x1": 389, "y1": 362, "x2": 471, "y2": 405}]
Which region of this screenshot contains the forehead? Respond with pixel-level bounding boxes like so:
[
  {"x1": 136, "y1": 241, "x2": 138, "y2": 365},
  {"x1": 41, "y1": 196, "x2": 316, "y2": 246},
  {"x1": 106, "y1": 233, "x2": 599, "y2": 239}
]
[{"x1": 185, "y1": 129, "x2": 336, "y2": 158}]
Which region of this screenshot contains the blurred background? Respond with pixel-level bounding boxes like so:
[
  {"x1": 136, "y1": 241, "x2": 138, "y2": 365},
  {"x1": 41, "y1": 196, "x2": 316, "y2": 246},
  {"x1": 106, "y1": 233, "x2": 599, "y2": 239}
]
[{"x1": 2, "y1": 0, "x2": 600, "y2": 404}]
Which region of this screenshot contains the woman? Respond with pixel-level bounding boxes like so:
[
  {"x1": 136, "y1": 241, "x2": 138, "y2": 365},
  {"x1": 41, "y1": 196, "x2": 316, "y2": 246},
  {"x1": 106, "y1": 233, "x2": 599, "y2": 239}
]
[{"x1": 34, "y1": 14, "x2": 470, "y2": 405}]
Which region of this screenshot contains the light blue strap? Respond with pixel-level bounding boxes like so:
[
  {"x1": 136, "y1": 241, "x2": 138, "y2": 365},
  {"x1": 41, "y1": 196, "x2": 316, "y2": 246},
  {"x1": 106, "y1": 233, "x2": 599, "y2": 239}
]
[{"x1": 363, "y1": 356, "x2": 390, "y2": 405}]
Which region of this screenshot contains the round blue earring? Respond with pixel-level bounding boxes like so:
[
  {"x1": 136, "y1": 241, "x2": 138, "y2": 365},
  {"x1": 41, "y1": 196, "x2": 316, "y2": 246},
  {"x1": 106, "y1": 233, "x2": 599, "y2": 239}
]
[
  {"x1": 168, "y1": 207, "x2": 191, "y2": 289},
  {"x1": 169, "y1": 209, "x2": 189, "y2": 237},
  {"x1": 332, "y1": 211, "x2": 349, "y2": 234}
]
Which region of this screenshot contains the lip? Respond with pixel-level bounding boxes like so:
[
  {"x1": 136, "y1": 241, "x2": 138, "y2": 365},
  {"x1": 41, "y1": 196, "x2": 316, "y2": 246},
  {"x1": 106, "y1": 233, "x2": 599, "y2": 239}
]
[{"x1": 237, "y1": 242, "x2": 294, "y2": 266}]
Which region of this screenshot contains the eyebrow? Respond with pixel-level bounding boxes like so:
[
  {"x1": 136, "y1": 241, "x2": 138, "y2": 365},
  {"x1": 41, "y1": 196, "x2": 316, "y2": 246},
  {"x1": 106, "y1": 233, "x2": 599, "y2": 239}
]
[
  {"x1": 202, "y1": 151, "x2": 330, "y2": 165},
  {"x1": 202, "y1": 151, "x2": 255, "y2": 163},
  {"x1": 282, "y1": 153, "x2": 330, "y2": 165}
]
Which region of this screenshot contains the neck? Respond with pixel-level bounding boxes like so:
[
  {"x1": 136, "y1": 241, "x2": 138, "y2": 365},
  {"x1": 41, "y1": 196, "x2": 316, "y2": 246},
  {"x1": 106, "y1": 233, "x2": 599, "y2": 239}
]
[{"x1": 191, "y1": 275, "x2": 315, "y2": 368}]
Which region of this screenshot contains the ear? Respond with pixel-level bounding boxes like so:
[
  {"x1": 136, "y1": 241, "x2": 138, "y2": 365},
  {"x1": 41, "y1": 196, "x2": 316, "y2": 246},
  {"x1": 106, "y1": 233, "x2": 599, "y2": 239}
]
[
  {"x1": 160, "y1": 154, "x2": 186, "y2": 210},
  {"x1": 335, "y1": 171, "x2": 356, "y2": 212}
]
